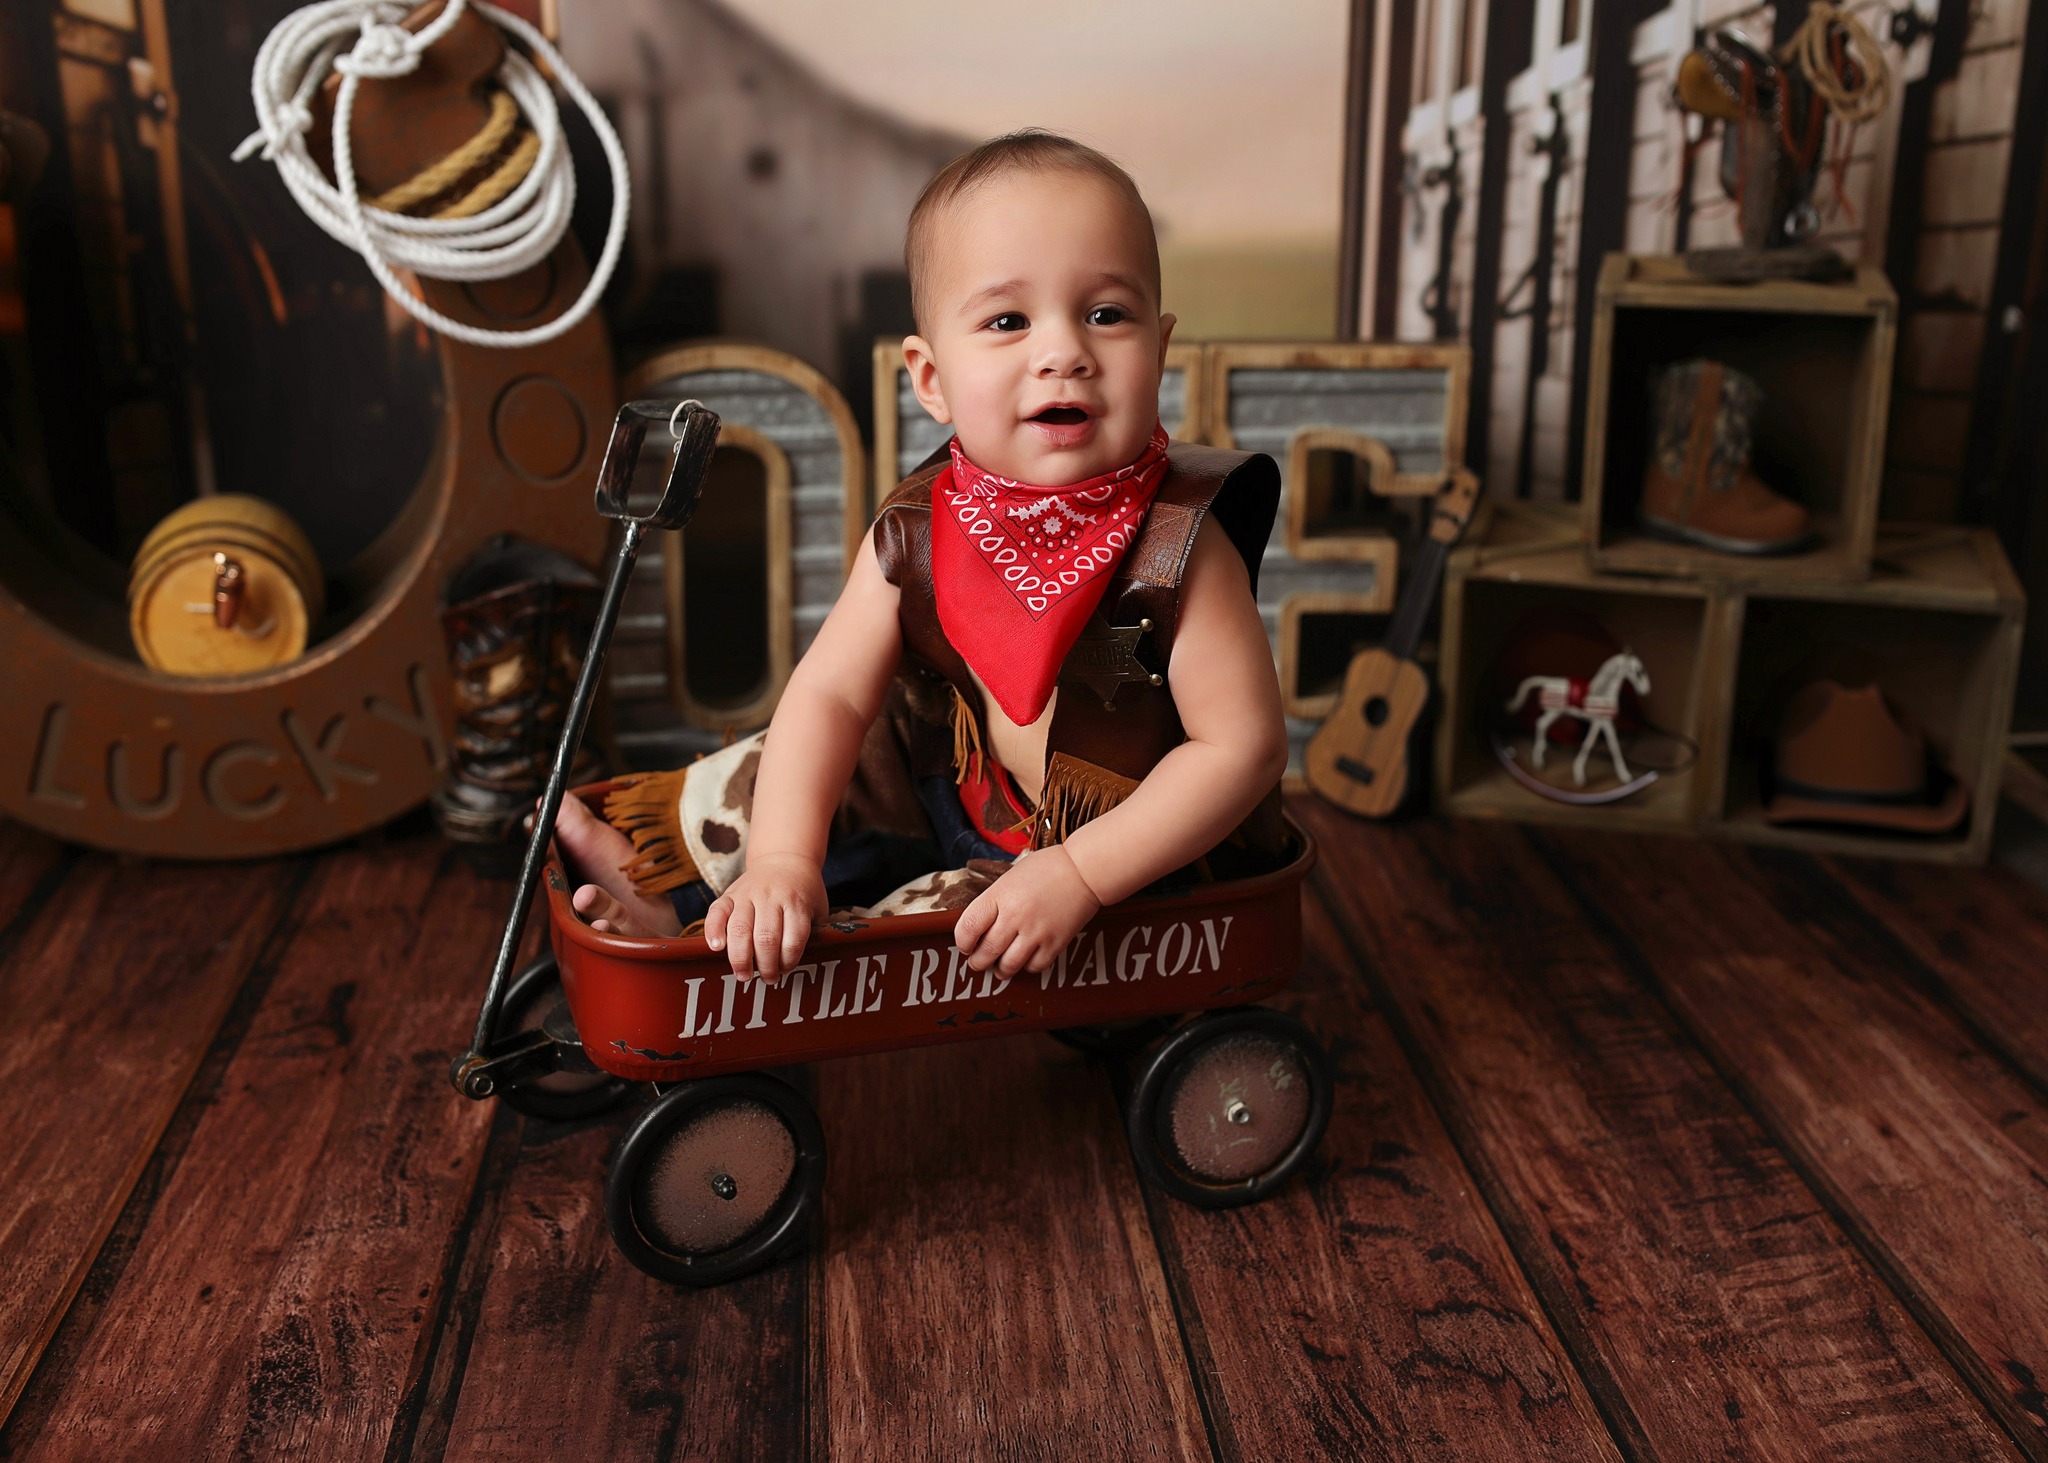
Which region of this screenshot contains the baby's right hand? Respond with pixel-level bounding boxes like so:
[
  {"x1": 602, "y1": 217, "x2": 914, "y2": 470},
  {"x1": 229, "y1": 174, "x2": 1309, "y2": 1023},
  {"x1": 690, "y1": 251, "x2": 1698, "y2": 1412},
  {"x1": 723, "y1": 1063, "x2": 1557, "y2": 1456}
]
[{"x1": 704, "y1": 853, "x2": 827, "y2": 983}]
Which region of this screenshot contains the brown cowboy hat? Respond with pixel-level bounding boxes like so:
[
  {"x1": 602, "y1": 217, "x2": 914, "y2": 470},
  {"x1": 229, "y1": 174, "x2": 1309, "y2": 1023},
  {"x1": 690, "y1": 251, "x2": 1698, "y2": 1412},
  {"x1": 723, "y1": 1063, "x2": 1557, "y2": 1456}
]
[{"x1": 1762, "y1": 680, "x2": 1968, "y2": 834}]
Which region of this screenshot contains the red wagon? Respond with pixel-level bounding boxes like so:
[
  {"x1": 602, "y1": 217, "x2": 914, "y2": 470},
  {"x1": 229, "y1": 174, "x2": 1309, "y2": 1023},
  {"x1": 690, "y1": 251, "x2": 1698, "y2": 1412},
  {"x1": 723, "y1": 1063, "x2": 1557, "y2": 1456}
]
[{"x1": 452, "y1": 402, "x2": 1334, "y2": 1286}]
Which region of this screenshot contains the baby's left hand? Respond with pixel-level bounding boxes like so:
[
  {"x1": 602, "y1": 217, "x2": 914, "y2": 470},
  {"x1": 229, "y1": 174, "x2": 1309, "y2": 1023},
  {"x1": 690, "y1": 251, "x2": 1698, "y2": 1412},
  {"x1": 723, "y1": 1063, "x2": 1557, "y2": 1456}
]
[{"x1": 953, "y1": 845, "x2": 1103, "y2": 977}]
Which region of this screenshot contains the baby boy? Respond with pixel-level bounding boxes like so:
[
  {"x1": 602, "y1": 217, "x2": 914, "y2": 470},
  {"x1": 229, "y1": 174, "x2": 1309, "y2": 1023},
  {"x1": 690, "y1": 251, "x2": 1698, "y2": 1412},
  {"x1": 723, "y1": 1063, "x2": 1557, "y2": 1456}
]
[{"x1": 556, "y1": 129, "x2": 1288, "y2": 983}]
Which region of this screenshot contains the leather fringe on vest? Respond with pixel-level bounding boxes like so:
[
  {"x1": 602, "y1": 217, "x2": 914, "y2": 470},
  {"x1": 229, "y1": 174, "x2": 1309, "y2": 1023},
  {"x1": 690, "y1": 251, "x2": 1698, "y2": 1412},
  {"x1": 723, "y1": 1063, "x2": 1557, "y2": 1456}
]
[
  {"x1": 949, "y1": 683, "x2": 1141, "y2": 848},
  {"x1": 1029, "y1": 752, "x2": 1140, "y2": 851},
  {"x1": 947, "y1": 685, "x2": 986, "y2": 786},
  {"x1": 603, "y1": 768, "x2": 701, "y2": 894}
]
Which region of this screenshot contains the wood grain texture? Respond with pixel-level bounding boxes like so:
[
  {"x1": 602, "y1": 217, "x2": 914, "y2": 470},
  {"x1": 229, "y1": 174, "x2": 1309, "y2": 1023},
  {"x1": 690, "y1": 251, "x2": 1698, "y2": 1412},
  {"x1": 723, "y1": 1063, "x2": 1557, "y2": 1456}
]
[
  {"x1": 1139, "y1": 878, "x2": 1624, "y2": 1463},
  {"x1": 658, "y1": 417, "x2": 796, "y2": 733},
  {"x1": 6, "y1": 835, "x2": 505, "y2": 1460},
  {"x1": 1822, "y1": 855, "x2": 2048, "y2": 1094},
  {"x1": 623, "y1": 339, "x2": 868, "y2": 566},
  {"x1": 1541, "y1": 831, "x2": 2048, "y2": 1454},
  {"x1": 1280, "y1": 589, "x2": 1404, "y2": 724},
  {"x1": 432, "y1": 1113, "x2": 809, "y2": 1463},
  {"x1": 1299, "y1": 801, "x2": 2017, "y2": 1462},
  {"x1": 0, "y1": 852, "x2": 301, "y2": 1424},
  {"x1": 1432, "y1": 524, "x2": 1726, "y2": 840},
  {"x1": 0, "y1": 820, "x2": 71, "y2": 941},
  {"x1": 0, "y1": 259, "x2": 614, "y2": 861},
  {"x1": 1579, "y1": 254, "x2": 1896, "y2": 585},
  {"x1": 1203, "y1": 341, "x2": 1471, "y2": 467},
  {"x1": 815, "y1": 1035, "x2": 1209, "y2": 1462}
]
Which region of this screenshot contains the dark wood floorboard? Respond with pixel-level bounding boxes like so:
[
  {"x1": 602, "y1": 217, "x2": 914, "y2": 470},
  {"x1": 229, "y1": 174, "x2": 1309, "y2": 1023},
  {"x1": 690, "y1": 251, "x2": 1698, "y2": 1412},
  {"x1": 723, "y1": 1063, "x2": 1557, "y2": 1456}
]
[
  {"x1": 4, "y1": 837, "x2": 505, "y2": 1461},
  {"x1": 1541, "y1": 832, "x2": 2048, "y2": 1456},
  {"x1": 813, "y1": 1033, "x2": 1209, "y2": 1462},
  {"x1": 0, "y1": 821, "x2": 71, "y2": 948},
  {"x1": 1299, "y1": 802, "x2": 2017, "y2": 1462},
  {"x1": 0, "y1": 849, "x2": 302, "y2": 1421},
  {"x1": 7, "y1": 808, "x2": 2048, "y2": 1457},
  {"x1": 1135, "y1": 885, "x2": 1624, "y2": 1463},
  {"x1": 429, "y1": 1110, "x2": 809, "y2": 1463},
  {"x1": 1824, "y1": 855, "x2": 2048, "y2": 1095}
]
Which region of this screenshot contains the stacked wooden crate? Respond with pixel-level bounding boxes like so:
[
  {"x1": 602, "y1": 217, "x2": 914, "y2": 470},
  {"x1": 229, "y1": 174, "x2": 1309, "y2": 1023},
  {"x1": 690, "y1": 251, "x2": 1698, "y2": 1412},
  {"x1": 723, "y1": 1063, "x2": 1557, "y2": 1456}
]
[{"x1": 1435, "y1": 254, "x2": 2026, "y2": 864}]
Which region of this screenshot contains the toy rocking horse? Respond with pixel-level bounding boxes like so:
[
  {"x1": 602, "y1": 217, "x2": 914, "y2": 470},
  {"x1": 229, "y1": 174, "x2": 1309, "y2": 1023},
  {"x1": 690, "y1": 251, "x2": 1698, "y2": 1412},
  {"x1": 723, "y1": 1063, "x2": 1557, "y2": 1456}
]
[{"x1": 1505, "y1": 650, "x2": 1651, "y2": 787}]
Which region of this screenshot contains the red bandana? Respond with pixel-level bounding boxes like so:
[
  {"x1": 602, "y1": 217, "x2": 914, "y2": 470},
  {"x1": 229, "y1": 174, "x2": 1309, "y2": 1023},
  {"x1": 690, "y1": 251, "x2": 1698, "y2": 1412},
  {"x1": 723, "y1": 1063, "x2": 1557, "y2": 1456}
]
[{"x1": 931, "y1": 425, "x2": 1170, "y2": 726}]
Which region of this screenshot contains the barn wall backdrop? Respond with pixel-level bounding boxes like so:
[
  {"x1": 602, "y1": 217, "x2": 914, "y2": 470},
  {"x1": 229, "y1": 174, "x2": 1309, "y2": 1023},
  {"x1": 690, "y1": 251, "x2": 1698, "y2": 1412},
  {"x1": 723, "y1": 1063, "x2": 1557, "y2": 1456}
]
[{"x1": 1340, "y1": 0, "x2": 2048, "y2": 725}]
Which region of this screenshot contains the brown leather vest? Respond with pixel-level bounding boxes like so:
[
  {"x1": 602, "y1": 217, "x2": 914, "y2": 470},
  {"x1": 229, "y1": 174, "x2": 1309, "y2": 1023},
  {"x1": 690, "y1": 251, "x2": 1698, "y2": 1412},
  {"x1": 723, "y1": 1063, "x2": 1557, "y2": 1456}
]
[{"x1": 873, "y1": 440, "x2": 1286, "y2": 862}]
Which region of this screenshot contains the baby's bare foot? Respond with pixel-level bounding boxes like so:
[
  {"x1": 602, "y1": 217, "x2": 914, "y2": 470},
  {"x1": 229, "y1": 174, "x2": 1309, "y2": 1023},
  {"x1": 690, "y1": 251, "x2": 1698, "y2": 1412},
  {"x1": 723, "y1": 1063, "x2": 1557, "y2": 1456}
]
[{"x1": 554, "y1": 795, "x2": 683, "y2": 937}]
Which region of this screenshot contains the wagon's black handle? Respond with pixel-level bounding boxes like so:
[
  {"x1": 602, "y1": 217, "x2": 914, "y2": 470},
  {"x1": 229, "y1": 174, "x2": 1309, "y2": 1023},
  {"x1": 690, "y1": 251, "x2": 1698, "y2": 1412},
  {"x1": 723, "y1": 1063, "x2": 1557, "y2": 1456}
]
[
  {"x1": 597, "y1": 398, "x2": 722, "y2": 529},
  {"x1": 452, "y1": 400, "x2": 722, "y2": 1101}
]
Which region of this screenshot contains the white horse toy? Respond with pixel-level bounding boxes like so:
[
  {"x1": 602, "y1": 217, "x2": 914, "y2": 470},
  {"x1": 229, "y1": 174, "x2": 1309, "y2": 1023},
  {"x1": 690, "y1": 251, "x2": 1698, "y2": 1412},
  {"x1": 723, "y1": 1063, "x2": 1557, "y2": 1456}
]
[{"x1": 1505, "y1": 650, "x2": 1650, "y2": 787}]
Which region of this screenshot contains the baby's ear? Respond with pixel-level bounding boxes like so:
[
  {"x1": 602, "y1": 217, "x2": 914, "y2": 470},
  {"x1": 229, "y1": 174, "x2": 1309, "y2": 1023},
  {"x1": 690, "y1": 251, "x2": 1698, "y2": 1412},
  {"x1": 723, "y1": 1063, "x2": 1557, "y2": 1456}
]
[
  {"x1": 1157, "y1": 312, "x2": 1177, "y2": 371},
  {"x1": 902, "y1": 335, "x2": 953, "y2": 425}
]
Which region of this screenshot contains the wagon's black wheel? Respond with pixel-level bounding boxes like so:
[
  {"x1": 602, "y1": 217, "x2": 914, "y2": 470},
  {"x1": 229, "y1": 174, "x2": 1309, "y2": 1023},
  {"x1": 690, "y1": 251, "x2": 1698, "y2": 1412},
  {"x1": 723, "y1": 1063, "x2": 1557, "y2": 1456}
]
[
  {"x1": 490, "y1": 952, "x2": 633, "y2": 1121},
  {"x1": 1049, "y1": 1015, "x2": 1180, "y2": 1057},
  {"x1": 605, "y1": 1072, "x2": 826, "y2": 1286},
  {"x1": 1126, "y1": 1007, "x2": 1332, "y2": 1209}
]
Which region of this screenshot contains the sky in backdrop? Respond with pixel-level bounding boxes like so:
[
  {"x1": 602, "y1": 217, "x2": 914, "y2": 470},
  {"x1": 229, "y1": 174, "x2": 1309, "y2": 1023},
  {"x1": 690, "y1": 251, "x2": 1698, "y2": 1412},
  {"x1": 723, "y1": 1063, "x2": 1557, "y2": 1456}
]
[{"x1": 716, "y1": 0, "x2": 1350, "y2": 249}]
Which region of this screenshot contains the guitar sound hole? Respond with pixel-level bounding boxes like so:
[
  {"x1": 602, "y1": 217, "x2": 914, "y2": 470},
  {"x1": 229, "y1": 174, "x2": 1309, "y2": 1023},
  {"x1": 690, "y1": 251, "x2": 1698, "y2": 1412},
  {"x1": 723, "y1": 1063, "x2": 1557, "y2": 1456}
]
[{"x1": 1364, "y1": 696, "x2": 1391, "y2": 727}]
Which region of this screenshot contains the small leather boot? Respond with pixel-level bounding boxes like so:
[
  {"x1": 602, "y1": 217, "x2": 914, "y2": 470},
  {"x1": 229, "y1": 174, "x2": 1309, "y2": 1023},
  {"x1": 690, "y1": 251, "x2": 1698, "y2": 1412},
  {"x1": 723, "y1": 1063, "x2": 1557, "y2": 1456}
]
[
  {"x1": 432, "y1": 537, "x2": 603, "y2": 870},
  {"x1": 1640, "y1": 359, "x2": 1813, "y2": 554}
]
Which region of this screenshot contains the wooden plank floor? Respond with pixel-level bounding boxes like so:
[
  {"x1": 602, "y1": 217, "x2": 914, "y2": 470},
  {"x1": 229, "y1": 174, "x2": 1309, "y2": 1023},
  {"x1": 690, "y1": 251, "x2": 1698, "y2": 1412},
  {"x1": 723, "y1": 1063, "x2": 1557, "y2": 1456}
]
[{"x1": 3, "y1": 801, "x2": 2046, "y2": 1461}]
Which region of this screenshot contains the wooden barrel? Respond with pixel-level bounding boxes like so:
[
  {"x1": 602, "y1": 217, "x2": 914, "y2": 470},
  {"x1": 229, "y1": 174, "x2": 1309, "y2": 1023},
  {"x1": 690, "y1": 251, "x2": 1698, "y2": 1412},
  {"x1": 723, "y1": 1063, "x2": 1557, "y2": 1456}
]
[{"x1": 128, "y1": 495, "x2": 325, "y2": 675}]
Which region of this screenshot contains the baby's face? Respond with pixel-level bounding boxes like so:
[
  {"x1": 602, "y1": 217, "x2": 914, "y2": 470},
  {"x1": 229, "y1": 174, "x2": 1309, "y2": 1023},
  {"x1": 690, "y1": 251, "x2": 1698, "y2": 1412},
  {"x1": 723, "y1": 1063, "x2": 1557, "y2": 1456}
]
[{"x1": 904, "y1": 168, "x2": 1173, "y2": 485}]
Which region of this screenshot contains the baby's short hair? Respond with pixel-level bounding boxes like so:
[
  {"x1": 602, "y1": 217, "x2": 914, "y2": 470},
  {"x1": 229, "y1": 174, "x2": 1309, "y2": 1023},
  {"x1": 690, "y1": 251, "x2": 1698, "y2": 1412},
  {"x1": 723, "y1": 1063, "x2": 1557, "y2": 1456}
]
[{"x1": 905, "y1": 129, "x2": 1159, "y2": 332}]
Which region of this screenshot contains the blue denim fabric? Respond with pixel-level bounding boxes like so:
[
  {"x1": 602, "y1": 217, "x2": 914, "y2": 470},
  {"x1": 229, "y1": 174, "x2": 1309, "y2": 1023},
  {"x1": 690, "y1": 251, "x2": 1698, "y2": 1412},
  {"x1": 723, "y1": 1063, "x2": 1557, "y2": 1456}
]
[
  {"x1": 664, "y1": 772, "x2": 1015, "y2": 925},
  {"x1": 915, "y1": 773, "x2": 1017, "y2": 867}
]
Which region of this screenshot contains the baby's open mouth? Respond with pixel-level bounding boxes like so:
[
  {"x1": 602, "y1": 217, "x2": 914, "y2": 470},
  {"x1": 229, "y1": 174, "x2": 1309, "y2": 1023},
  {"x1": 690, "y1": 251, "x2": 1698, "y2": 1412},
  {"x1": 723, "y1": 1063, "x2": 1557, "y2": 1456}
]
[{"x1": 1030, "y1": 406, "x2": 1090, "y2": 425}]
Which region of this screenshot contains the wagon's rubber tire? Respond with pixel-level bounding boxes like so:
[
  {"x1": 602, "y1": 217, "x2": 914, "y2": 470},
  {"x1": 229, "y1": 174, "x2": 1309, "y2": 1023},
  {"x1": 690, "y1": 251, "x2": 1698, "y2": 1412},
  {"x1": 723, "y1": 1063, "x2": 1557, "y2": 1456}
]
[
  {"x1": 490, "y1": 952, "x2": 633, "y2": 1121},
  {"x1": 1049, "y1": 1015, "x2": 1179, "y2": 1058},
  {"x1": 605, "y1": 1072, "x2": 826, "y2": 1286},
  {"x1": 1126, "y1": 1007, "x2": 1332, "y2": 1209}
]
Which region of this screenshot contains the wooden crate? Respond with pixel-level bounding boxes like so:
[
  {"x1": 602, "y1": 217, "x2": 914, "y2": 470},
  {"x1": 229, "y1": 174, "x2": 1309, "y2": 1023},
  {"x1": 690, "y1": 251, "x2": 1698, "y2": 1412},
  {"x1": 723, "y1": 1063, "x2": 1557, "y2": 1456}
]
[
  {"x1": 1580, "y1": 254, "x2": 1898, "y2": 584},
  {"x1": 1435, "y1": 505, "x2": 2026, "y2": 863},
  {"x1": 1707, "y1": 525, "x2": 2026, "y2": 865},
  {"x1": 1435, "y1": 502, "x2": 1731, "y2": 837}
]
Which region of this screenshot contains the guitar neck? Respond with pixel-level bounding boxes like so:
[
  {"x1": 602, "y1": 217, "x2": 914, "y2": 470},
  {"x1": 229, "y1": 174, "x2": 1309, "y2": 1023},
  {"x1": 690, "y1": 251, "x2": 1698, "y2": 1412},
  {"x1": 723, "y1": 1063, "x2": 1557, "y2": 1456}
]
[{"x1": 1385, "y1": 538, "x2": 1448, "y2": 663}]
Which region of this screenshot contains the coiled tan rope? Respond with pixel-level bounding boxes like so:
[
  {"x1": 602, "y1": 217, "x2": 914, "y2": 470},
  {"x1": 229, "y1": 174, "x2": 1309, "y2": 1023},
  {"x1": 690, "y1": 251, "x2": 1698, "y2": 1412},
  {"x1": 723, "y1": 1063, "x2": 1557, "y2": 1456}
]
[
  {"x1": 1779, "y1": 2, "x2": 1892, "y2": 125},
  {"x1": 435, "y1": 127, "x2": 541, "y2": 219},
  {"x1": 367, "y1": 86, "x2": 521, "y2": 214}
]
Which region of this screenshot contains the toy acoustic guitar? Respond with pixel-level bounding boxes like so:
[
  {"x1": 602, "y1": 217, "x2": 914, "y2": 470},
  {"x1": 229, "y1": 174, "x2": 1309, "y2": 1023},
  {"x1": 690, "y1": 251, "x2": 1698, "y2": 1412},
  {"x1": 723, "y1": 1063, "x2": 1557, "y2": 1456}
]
[{"x1": 1304, "y1": 467, "x2": 1481, "y2": 818}]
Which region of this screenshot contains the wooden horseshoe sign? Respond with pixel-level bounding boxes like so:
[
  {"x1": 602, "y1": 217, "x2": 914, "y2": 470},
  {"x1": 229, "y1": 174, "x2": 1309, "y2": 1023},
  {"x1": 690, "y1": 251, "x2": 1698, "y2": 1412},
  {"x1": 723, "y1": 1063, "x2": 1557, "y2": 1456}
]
[{"x1": 0, "y1": 259, "x2": 613, "y2": 860}]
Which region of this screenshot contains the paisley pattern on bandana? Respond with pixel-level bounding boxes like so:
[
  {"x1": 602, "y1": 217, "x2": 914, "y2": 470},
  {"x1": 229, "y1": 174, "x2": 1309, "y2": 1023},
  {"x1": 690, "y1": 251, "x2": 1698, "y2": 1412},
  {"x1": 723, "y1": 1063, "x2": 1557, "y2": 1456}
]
[{"x1": 930, "y1": 424, "x2": 1169, "y2": 726}]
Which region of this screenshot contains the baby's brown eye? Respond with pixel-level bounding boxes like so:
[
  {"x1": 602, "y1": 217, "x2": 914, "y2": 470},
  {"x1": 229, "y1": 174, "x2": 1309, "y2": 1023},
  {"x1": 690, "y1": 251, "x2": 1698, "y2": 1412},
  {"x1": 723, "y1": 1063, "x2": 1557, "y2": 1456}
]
[
  {"x1": 988, "y1": 312, "x2": 1028, "y2": 332},
  {"x1": 1087, "y1": 306, "x2": 1130, "y2": 326}
]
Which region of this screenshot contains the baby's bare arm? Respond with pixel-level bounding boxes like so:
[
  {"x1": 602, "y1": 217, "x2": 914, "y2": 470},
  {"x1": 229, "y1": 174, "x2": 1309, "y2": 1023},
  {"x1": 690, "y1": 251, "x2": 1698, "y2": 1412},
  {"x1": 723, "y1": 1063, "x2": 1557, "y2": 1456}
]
[
  {"x1": 705, "y1": 531, "x2": 903, "y2": 979},
  {"x1": 1060, "y1": 517, "x2": 1289, "y2": 903},
  {"x1": 957, "y1": 518, "x2": 1287, "y2": 975}
]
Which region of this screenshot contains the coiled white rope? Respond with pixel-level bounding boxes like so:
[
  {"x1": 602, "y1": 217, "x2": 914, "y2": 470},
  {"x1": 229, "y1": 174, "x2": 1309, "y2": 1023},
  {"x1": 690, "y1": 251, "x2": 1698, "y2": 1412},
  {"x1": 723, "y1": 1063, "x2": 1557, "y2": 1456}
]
[{"x1": 232, "y1": 0, "x2": 628, "y2": 348}]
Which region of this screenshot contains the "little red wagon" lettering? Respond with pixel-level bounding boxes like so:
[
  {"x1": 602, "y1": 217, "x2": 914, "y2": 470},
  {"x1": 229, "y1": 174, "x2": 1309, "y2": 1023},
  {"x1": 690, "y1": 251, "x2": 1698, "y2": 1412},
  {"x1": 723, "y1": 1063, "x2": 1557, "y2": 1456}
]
[{"x1": 671, "y1": 915, "x2": 1237, "y2": 1042}]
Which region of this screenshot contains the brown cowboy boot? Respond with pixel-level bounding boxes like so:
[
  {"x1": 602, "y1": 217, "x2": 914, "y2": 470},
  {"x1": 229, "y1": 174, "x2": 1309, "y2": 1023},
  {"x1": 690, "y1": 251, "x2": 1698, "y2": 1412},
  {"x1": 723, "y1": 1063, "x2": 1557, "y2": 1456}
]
[
  {"x1": 432, "y1": 537, "x2": 604, "y2": 869},
  {"x1": 1640, "y1": 359, "x2": 1813, "y2": 554}
]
